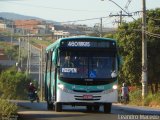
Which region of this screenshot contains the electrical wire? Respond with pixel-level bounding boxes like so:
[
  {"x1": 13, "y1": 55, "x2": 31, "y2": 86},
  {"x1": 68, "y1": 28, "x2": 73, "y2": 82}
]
[
  {"x1": 3, "y1": 16, "x2": 111, "y2": 25},
  {"x1": 145, "y1": 30, "x2": 160, "y2": 39},
  {"x1": 3, "y1": 1, "x2": 112, "y2": 13},
  {"x1": 61, "y1": 16, "x2": 110, "y2": 24}
]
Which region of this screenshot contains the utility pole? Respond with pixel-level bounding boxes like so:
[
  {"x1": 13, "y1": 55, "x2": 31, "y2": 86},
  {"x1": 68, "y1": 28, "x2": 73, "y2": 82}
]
[
  {"x1": 100, "y1": 18, "x2": 103, "y2": 37},
  {"x1": 41, "y1": 46, "x2": 43, "y2": 101},
  {"x1": 29, "y1": 41, "x2": 31, "y2": 74},
  {"x1": 18, "y1": 38, "x2": 20, "y2": 62},
  {"x1": 39, "y1": 45, "x2": 43, "y2": 101},
  {"x1": 39, "y1": 48, "x2": 41, "y2": 99},
  {"x1": 142, "y1": 0, "x2": 147, "y2": 99},
  {"x1": 11, "y1": 20, "x2": 13, "y2": 44},
  {"x1": 18, "y1": 38, "x2": 21, "y2": 64},
  {"x1": 21, "y1": 24, "x2": 24, "y2": 68},
  {"x1": 109, "y1": 11, "x2": 132, "y2": 26},
  {"x1": 26, "y1": 33, "x2": 30, "y2": 75},
  {"x1": 120, "y1": 11, "x2": 123, "y2": 25}
]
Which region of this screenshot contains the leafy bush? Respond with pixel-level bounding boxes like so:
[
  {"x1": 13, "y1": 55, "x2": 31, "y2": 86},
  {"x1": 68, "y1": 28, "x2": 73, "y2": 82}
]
[
  {"x1": 0, "y1": 67, "x2": 31, "y2": 99},
  {"x1": 0, "y1": 98, "x2": 18, "y2": 117}
]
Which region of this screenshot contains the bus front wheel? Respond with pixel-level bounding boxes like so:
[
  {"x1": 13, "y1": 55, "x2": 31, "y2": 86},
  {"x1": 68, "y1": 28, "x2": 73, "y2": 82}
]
[
  {"x1": 94, "y1": 105, "x2": 100, "y2": 112},
  {"x1": 55, "y1": 102, "x2": 62, "y2": 112},
  {"x1": 86, "y1": 105, "x2": 92, "y2": 111},
  {"x1": 47, "y1": 102, "x2": 54, "y2": 110},
  {"x1": 104, "y1": 103, "x2": 112, "y2": 113}
]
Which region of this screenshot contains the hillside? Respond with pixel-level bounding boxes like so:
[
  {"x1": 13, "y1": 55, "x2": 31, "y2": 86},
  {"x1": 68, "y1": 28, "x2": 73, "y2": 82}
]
[{"x1": 0, "y1": 12, "x2": 60, "y2": 24}]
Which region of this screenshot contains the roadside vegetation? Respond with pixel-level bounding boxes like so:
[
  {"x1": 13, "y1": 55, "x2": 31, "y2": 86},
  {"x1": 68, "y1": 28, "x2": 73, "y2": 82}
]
[
  {"x1": 0, "y1": 98, "x2": 18, "y2": 118},
  {"x1": 0, "y1": 41, "x2": 19, "y2": 61},
  {"x1": 0, "y1": 67, "x2": 31, "y2": 99},
  {"x1": 129, "y1": 89, "x2": 160, "y2": 108},
  {"x1": 30, "y1": 38, "x2": 52, "y2": 46},
  {"x1": 0, "y1": 67, "x2": 32, "y2": 117},
  {"x1": 104, "y1": 8, "x2": 160, "y2": 107}
]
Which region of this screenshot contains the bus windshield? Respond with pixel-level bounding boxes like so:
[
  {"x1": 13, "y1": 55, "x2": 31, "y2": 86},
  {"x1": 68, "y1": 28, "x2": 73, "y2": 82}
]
[{"x1": 59, "y1": 51, "x2": 117, "y2": 79}]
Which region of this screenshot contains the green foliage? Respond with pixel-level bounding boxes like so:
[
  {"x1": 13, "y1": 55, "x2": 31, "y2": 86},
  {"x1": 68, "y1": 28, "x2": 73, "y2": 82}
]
[
  {"x1": 112, "y1": 20, "x2": 142, "y2": 85},
  {"x1": 146, "y1": 8, "x2": 160, "y2": 88},
  {"x1": 144, "y1": 93, "x2": 160, "y2": 107},
  {"x1": 104, "y1": 8, "x2": 160, "y2": 88},
  {"x1": 129, "y1": 89, "x2": 142, "y2": 105},
  {"x1": 129, "y1": 91, "x2": 160, "y2": 107},
  {"x1": 0, "y1": 67, "x2": 31, "y2": 99},
  {"x1": 4, "y1": 45, "x2": 19, "y2": 61},
  {"x1": 30, "y1": 38, "x2": 52, "y2": 46},
  {"x1": 0, "y1": 99, "x2": 18, "y2": 117},
  {"x1": 143, "y1": 93, "x2": 153, "y2": 106}
]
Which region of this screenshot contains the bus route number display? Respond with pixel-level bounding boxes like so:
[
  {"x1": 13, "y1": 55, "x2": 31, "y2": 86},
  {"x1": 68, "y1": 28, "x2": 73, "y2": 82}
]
[
  {"x1": 68, "y1": 41, "x2": 90, "y2": 47},
  {"x1": 61, "y1": 41, "x2": 113, "y2": 48}
]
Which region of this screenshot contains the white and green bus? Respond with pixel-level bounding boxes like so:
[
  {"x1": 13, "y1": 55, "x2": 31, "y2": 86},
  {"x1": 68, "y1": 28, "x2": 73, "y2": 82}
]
[{"x1": 44, "y1": 36, "x2": 119, "y2": 113}]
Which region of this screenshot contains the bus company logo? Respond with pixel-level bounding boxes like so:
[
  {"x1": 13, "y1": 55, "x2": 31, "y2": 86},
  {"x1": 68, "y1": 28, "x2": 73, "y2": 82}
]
[{"x1": 68, "y1": 41, "x2": 90, "y2": 47}]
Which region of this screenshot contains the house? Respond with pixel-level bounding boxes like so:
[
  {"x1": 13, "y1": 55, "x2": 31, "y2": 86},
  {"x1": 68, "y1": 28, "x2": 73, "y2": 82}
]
[
  {"x1": 14, "y1": 19, "x2": 52, "y2": 35},
  {"x1": 0, "y1": 23, "x2": 6, "y2": 30},
  {"x1": 53, "y1": 30, "x2": 70, "y2": 39}
]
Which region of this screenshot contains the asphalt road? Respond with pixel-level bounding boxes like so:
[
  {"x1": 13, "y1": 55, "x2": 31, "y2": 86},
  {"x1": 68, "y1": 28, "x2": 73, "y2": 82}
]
[{"x1": 14, "y1": 100, "x2": 160, "y2": 120}]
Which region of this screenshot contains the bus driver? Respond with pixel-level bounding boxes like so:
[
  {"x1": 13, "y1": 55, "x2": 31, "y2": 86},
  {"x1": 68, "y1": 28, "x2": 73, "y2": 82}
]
[{"x1": 63, "y1": 56, "x2": 74, "y2": 68}]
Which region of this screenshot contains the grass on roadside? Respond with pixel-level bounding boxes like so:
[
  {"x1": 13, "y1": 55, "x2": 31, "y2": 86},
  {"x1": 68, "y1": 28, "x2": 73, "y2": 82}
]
[
  {"x1": 30, "y1": 38, "x2": 51, "y2": 46},
  {"x1": 144, "y1": 93, "x2": 160, "y2": 107},
  {"x1": 129, "y1": 89, "x2": 160, "y2": 108}
]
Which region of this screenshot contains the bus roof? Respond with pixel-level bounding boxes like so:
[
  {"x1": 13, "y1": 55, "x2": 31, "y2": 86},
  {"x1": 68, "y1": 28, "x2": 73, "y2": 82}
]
[{"x1": 46, "y1": 36, "x2": 116, "y2": 52}]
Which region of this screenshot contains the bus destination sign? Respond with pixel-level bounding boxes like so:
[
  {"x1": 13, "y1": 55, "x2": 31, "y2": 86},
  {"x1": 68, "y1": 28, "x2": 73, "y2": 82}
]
[
  {"x1": 61, "y1": 41, "x2": 115, "y2": 48},
  {"x1": 68, "y1": 41, "x2": 90, "y2": 47}
]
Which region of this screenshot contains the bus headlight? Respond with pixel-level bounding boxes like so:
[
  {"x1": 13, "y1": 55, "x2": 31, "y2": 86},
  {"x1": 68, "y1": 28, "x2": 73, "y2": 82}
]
[
  {"x1": 113, "y1": 85, "x2": 118, "y2": 89},
  {"x1": 58, "y1": 83, "x2": 64, "y2": 90}
]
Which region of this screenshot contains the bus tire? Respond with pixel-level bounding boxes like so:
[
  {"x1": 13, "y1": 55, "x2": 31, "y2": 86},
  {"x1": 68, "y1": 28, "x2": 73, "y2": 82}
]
[
  {"x1": 55, "y1": 102, "x2": 62, "y2": 112},
  {"x1": 47, "y1": 102, "x2": 54, "y2": 110},
  {"x1": 104, "y1": 103, "x2": 112, "y2": 113},
  {"x1": 94, "y1": 105, "x2": 100, "y2": 112},
  {"x1": 86, "y1": 105, "x2": 92, "y2": 112}
]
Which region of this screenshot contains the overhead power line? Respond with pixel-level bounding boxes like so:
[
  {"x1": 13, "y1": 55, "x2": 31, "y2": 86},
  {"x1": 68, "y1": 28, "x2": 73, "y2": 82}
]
[
  {"x1": 145, "y1": 31, "x2": 160, "y2": 39},
  {"x1": 124, "y1": 0, "x2": 132, "y2": 12},
  {"x1": 108, "y1": 0, "x2": 136, "y2": 21},
  {"x1": 60, "y1": 16, "x2": 110, "y2": 24},
  {"x1": 5, "y1": 1, "x2": 112, "y2": 13},
  {"x1": 109, "y1": 11, "x2": 132, "y2": 26}
]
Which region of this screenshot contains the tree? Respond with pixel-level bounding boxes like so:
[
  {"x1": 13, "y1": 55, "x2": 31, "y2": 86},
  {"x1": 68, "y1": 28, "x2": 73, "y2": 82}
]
[
  {"x1": 111, "y1": 20, "x2": 142, "y2": 86},
  {"x1": 104, "y1": 8, "x2": 160, "y2": 93},
  {"x1": 146, "y1": 8, "x2": 160, "y2": 93}
]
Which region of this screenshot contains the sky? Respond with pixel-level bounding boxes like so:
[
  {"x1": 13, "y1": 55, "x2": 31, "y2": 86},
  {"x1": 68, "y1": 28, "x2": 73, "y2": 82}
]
[{"x1": 0, "y1": 0, "x2": 160, "y2": 27}]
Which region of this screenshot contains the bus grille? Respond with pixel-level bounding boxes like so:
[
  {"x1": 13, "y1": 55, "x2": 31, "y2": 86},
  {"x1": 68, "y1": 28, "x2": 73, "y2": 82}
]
[{"x1": 73, "y1": 90, "x2": 103, "y2": 93}]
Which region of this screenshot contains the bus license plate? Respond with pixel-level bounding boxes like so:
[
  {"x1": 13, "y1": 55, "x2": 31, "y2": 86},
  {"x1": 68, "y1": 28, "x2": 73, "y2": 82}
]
[{"x1": 83, "y1": 95, "x2": 93, "y2": 99}]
